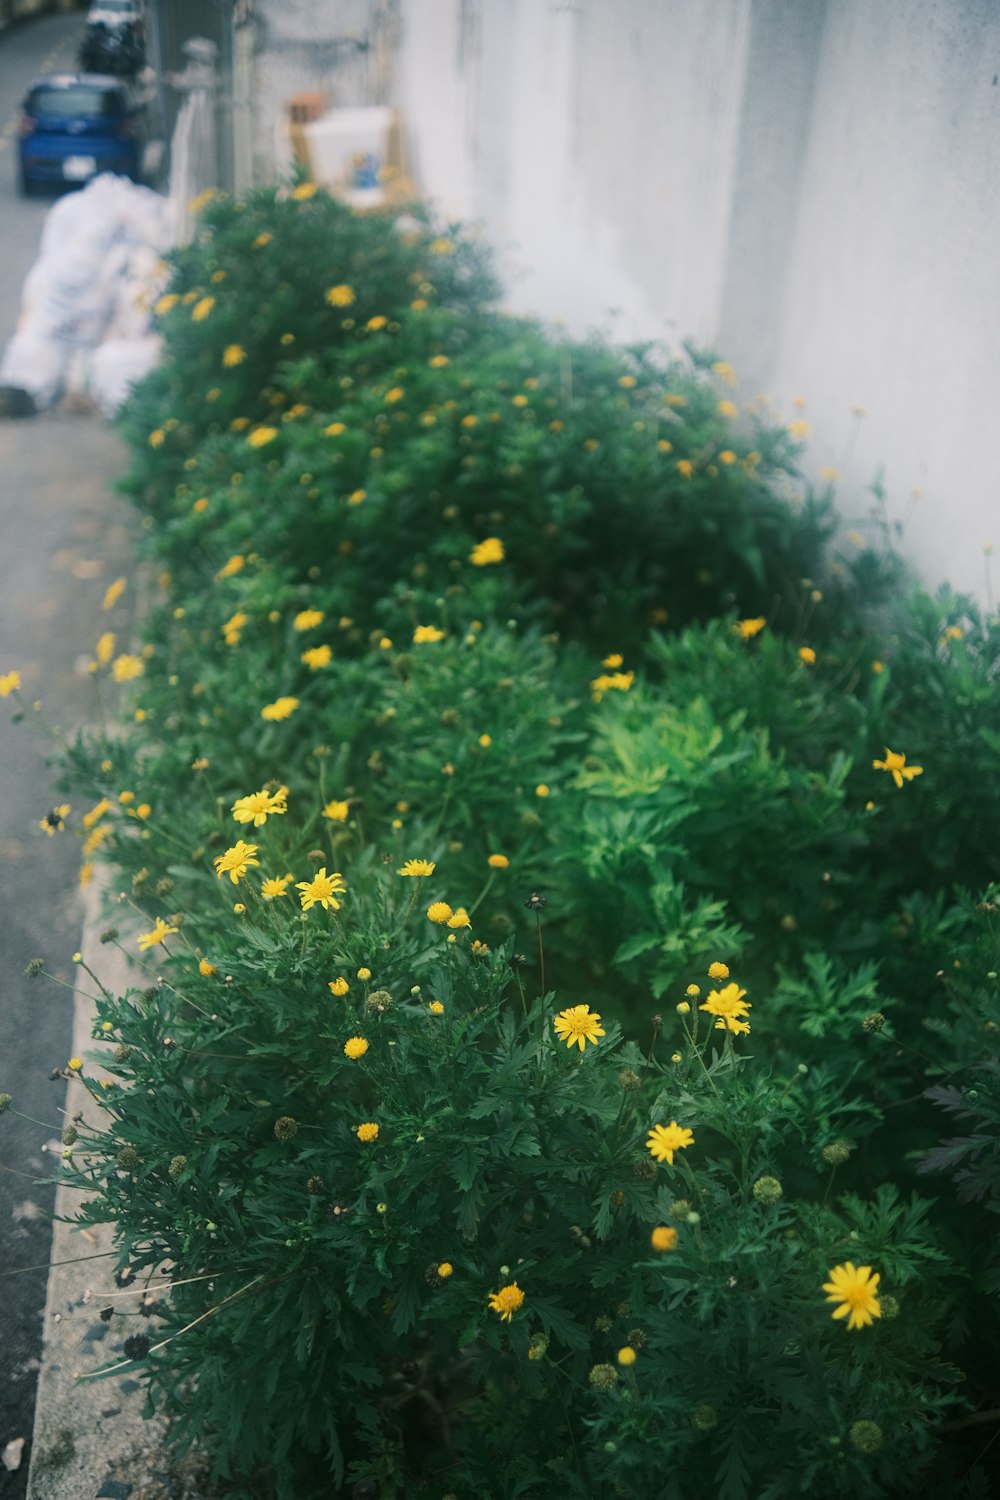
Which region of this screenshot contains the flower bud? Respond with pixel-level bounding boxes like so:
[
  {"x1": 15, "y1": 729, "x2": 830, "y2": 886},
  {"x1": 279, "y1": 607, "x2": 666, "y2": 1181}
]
[
  {"x1": 862, "y1": 1012, "x2": 886, "y2": 1034},
  {"x1": 821, "y1": 1140, "x2": 853, "y2": 1165},
  {"x1": 752, "y1": 1175, "x2": 783, "y2": 1204},
  {"x1": 273, "y1": 1116, "x2": 298, "y2": 1142},
  {"x1": 692, "y1": 1404, "x2": 717, "y2": 1432},
  {"x1": 588, "y1": 1363, "x2": 619, "y2": 1390},
  {"x1": 850, "y1": 1420, "x2": 883, "y2": 1455}
]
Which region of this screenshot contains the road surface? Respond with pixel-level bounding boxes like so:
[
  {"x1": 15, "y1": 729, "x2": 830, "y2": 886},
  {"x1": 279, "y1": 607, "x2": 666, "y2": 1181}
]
[{"x1": 0, "y1": 10, "x2": 139, "y2": 1492}]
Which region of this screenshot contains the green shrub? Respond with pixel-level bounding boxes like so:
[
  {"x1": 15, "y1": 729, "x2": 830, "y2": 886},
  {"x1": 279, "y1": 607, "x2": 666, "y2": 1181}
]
[{"x1": 3, "y1": 184, "x2": 999, "y2": 1498}]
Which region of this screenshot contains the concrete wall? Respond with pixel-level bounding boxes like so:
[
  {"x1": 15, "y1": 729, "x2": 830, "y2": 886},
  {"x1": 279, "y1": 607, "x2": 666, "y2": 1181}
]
[{"x1": 245, "y1": 0, "x2": 1000, "y2": 605}]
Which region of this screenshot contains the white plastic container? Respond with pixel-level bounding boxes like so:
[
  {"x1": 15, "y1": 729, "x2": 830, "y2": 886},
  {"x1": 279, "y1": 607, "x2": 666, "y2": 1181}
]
[{"x1": 302, "y1": 106, "x2": 396, "y2": 207}]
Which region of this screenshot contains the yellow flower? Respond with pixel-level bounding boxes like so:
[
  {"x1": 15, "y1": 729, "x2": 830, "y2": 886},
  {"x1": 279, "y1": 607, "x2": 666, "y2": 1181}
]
[
  {"x1": 488, "y1": 1282, "x2": 524, "y2": 1322},
  {"x1": 148, "y1": 428, "x2": 166, "y2": 448},
  {"x1": 871, "y1": 659, "x2": 885, "y2": 674},
  {"x1": 67, "y1": 1057, "x2": 83, "y2": 1072},
  {"x1": 366, "y1": 315, "x2": 388, "y2": 330},
  {"x1": 223, "y1": 344, "x2": 246, "y2": 367},
  {"x1": 82, "y1": 824, "x2": 109, "y2": 856},
  {"x1": 325, "y1": 421, "x2": 347, "y2": 436},
  {"x1": 712, "y1": 361, "x2": 737, "y2": 386},
  {"x1": 325, "y1": 284, "x2": 355, "y2": 307},
  {"x1": 216, "y1": 554, "x2": 245, "y2": 579},
  {"x1": 247, "y1": 426, "x2": 278, "y2": 448},
  {"x1": 799, "y1": 646, "x2": 817, "y2": 665},
  {"x1": 428, "y1": 1000, "x2": 445, "y2": 1015},
  {"x1": 676, "y1": 459, "x2": 694, "y2": 478},
  {"x1": 260, "y1": 697, "x2": 299, "y2": 721},
  {"x1": 137, "y1": 917, "x2": 178, "y2": 950},
  {"x1": 686, "y1": 983, "x2": 701, "y2": 997},
  {"x1": 447, "y1": 907, "x2": 471, "y2": 929},
  {"x1": 590, "y1": 670, "x2": 634, "y2": 703},
  {"x1": 112, "y1": 654, "x2": 144, "y2": 683},
  {"x1": 385, "y1": 386, "x2": 405, "y2": 403},
  {"x1": 39, "y1": 803, "x2": 71, "y2": 836},
  {"x1": 873, "y1": 748, "x2": 923, "y2": 789},
  {"x1": 399, "y1": 859, "x2": 435, "y2": 877},
  {"x1": 553, "y1": 1004, "x2": 605, "y2": 1051},
  {"x1": 478, "y1": 733, "x2": 491, "y2": 747},
  {"x1": 822, "y1": 1262, "x2": 882, "y2": 1331},
  {"x1": 470, "y1": 536, "x2": 504, "y2": 566},
  {"x1": 348, "y1": 489, "x2": 366, "y2": 505},
  {"x1": 199, "y1": 958, "x2": 216, "y2": 976},
  {"x1": 617, "y1": 1347, "x2": 637, "y2": 1366},
  {"x1": 102, "y1": 577, "x2": 126, "y2": 610},
  {"x1": 719, "y1": 449, "x2": 737, "y2": 465},
  {"x1": 788, "y1": 419, "x2": 812, "y2": 440},
  {"x1": 214, "y1": 840, "x2": 259, "y2": 883},
  {"x1": 700, "y1": 981, "x2": 751, "y2": 1035},
  {"x1": 329, "y1": 977, "x2": 349, "y2": 996},
  {"x1": 602, "y1": 653, "x2": 624, "y2": 669},
  {"x1": 535, "y1": 784, "x2": 549, "y2": 798},
  {"x1": 708, "y1": 961, "x2": 729, "y2": 980},
  {"x1": 429, "y1": 354, "x2": 449, "y2": 368},
  {"x1": 356, "y1": 1121, "x2": 379, "y2": 1141},
  {"x1": 232, "y1": 787, "x2": 288, "y2": 826},
  {"x1": 618, "y1": 374, "x2": 637, "y2": 389},
  {"x1": 436, "y1": 1260, "x2": 453, "y2": 1276},
  {"x1": 153, "y1": 293, "x2": 178, "y2": 315},
  {"x1": 429, "y1": 237, "x2": 455, "y2": 255},
  {"x1": 487, "y1": 853, "x2": 509, "y2": 869},
  {"x1": 322, "y1": 800, "x2": 350, "y2": 822},
  {"x1": 734, "y1": 617, "x2": 766, "y2": 640},
  {"x1": 293, "y1": 608, "x2": 324, "y2": 630},
  {"x1": 651, "y1": 1225, "x2": 678, "y2": 1252},
  {"x1": 301, "y1": 644, "x2": 333, "y2": 670},
  {"x1": 296, "y1": 867, "x2": 347, "y2": 912},
  {"x1": 413, "y1": 625, "x2": 445, "y2": 644},
  {"x1": 427, "y1": 901, "x2": 453, "y2": 924},
  {"x1": 191, "y1": 296, "x2": 215, "y2": 322},
  {"x1": 82, "y1": 799, "x2": 111, "y2": 829},
  {"x1": 222, "y1": 610, "x2": 248, "y2": 644},
  {"x1": 291, "y1": 180, "x2": 318, "y2": 200},
  {"x1": 646, "y1": 1121, "x2": 695, "y2": 1166},
  {"x1": 344, "y1": 1037, "x2": 369, "y2": 1060},
  {"x1": 261, "y1": 875, "x2": 292, "y2": 899},
  {"x1": 357, "y1": 967, "x2": 371, "y2": 980},
  {"x1": 0, "y1": 670, "x2": 21, "y2": 697},
  {"x1": 716, "y1": 399, "x2": 738, "y2": 418}
]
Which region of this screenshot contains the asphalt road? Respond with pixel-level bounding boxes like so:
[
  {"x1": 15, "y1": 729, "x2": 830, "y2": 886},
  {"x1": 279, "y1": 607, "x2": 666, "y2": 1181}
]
[{"x1": 0, "y1": 10, "x2": 139, "y2": 1492}]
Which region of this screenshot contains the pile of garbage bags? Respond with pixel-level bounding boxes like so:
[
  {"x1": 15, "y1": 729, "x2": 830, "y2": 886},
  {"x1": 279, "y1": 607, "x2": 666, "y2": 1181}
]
[{"x1": 0, "y1": 174, "x2": 171, "y2": 417}]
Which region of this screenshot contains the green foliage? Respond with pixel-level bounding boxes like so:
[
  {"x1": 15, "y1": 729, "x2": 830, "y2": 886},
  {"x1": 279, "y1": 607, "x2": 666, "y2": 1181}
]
[{"x1": 3, "y1": 184, "x2": 999, "y2": 1497}]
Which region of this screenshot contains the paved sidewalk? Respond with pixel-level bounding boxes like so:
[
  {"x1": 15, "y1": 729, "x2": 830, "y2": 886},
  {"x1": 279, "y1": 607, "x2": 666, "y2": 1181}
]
[{"x1": 26, "y1": 879, "x2": 209, "y2": 1500}]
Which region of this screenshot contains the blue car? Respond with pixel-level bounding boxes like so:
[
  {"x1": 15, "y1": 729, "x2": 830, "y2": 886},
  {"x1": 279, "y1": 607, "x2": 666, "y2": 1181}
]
[{"x1": 17, "y1": 73, "x2": 145, "y2": 194}]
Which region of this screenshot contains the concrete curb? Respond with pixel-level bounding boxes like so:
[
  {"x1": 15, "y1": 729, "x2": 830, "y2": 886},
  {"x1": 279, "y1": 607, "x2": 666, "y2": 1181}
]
[{"x1": 26, "y1": 877, "x2": 205, "y2": 1500}]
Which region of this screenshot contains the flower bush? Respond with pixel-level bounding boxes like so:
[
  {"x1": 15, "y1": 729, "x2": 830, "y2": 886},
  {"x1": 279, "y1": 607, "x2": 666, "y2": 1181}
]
[{"x1": 3, "y1": 185, "x2": 1000, "y2": 1498}]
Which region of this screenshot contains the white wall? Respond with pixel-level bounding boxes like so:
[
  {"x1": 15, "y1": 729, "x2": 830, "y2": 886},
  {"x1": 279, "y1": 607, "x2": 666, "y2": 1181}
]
[{"x1": 249, "y1": 0, "x2": 1000, "y2": 605}]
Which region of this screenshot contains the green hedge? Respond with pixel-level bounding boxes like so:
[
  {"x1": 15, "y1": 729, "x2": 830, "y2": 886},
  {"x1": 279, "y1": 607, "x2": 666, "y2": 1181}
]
[{"x1": 3, "y1": 185, "x2": 999, "y2": 1500}]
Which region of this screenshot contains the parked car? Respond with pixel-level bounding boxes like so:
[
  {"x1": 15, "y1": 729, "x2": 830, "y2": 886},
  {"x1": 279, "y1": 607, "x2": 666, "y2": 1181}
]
[{"x1": 17, "y1": 74, "x2": 146, "y2": 194}]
